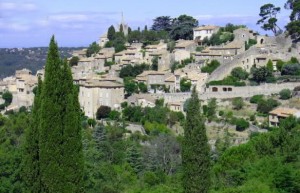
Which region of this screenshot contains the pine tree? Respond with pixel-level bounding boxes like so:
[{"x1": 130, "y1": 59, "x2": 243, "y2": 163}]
[
  {"x1": 39, "y1": 36, "x2": 84, "y2": 192},
  {"x1": 23, "y1": 77, "x2": 42, "y2": 193},
  {"x1": 182, "y1": 87, "x2": 211, "y2": 193}
]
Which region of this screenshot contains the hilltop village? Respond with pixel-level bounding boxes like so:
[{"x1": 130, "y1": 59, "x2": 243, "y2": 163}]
[{"x1": 1, "y1": 17, "x2": 300, "y2": 142}]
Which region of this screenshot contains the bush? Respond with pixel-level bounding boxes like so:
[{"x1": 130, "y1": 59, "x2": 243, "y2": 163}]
[
  {"x1": 279, "y1": 89, "x2": 292, "y2": 100},
  {"x1": 232, "y1": 97, "x2": 244, "y2": 110},
  {"x1": 231, "y1": 67, "x2": 249, "y2": 80},
  {"x1": 96, "y1": 106, "x2": 111, "y2": 120},
  {"x1": 109, "y1": 110, "x2": 120, "y2": 120},
  {"x1": 250, "y1": 95, "x2": 264, "y2": 104},
  {"x1": 235, "y1": 118, "x2": 249, "y2": 131},
  {"x1": 281, "y1": 63, "x2": 300, "y2": 76},
  {"x1": 219, "y1": 110, "x2": 224, "y2": 117},
  {"x1": 69, "y1": 56, "x2": 79, "y2": 66},
  {"x1": 208, "y1": 76, "x2": 246, "y2": 86},
  {"x1": 2, "y1": 91, "x2": 13, "y2": 105},
  {"x1": 180, "y1": 78, "x2": 191, "y2": 92},
  {"x1": 143, "y1": 171, "x2": 160, "y2": 186},
  {"x1": 257, "y1": 98, "x2": 280, "y2": 114},
  {"x1": 201, "y1": 60, "x2": 221, "y2": 74}
]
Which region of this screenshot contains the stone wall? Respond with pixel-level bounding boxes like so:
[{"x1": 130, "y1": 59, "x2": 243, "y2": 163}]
[{"x1": 153, "y1": 82, "x2": 300, "y2": 104}]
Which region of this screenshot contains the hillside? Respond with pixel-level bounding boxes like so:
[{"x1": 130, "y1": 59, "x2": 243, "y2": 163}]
[{"x1": 0, "y1": 47, "x2": 84, "y2": 78}]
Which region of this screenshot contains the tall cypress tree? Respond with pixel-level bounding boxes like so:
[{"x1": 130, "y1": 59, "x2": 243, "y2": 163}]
[
  {"x1": 182, "y1": 87, "x2": 211, "y2": 193},
  {"x1": 39, "y1": 36, "x2": 84, "y2": 192},
  {"x1": 23, "y1": 77, "x2": 42, "y2": 193}
]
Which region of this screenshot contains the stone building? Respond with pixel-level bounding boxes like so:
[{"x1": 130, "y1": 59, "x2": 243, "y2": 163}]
[
  {"x1": 4, "y1": 69, "x2": 38, "y2": 111},
  {"x1": 193, "y1": 25, "x2": 220, "y2": 41},
  {"x1": 98, "y1": 33, "x2": 109, "y2": 47},
  {"x1": 269, "y1": 107, "x2": 300, "y2": 127},
  {"x1": 79, "y1": 79, "x2": 124, "y2": 118}
]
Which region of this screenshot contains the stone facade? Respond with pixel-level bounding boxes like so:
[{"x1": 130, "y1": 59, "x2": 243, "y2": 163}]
[
  {"x1": 193, "y1": 25, "x2": 220, "y2": 41},
  {"x1": 79, "y1": 80, "x2": 124, "y2": 118}
]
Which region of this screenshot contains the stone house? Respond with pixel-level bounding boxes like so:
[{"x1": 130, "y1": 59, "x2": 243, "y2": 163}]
[
  {"x1": 127, "y1": 93, "x2": 157, "y2": 108},
  {"x1": 167, "y1": 102, "x2": 184, "y2": 112},
  {"x1": 6, "y1": 69, "x2": 38, "y2": 111},
  {"x1": 77, "y1": 57, "x2": 105, "y2": 73},
  {"x1": 72, "y1": 49, "x2": 87, "y2": 58},
  {"x1": 233, "y1": 28, "x2": 257, "y2": 43},
  {"x1": 147, "y1": 50, "x2": 174, "y2": 71},
  {"x1": 174, "y1": 40, "x2": 197, "y2": 52},
  {"x1": 98, "y1": 33, "x2": 109, "y2": 47},
  {"x1": 193, "y1": 25, "x2": 220, "y2": 41},
  {"x1": 269, "y1": 107, "x2": 300, "y2": 127},
  {"x1": 79, "y1": 79, "x2": 124, "y2": 118},
  {"x1": 174, "y1": 68, "x2": 208, "y2": 92},
  {"x1": 145, "y1": 42, "x2": 167, "y2": 53}
]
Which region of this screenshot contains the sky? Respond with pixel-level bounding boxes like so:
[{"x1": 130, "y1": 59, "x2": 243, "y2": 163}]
[{"x1": 0, "y1": 0, "x2": 291, "y2": 48}]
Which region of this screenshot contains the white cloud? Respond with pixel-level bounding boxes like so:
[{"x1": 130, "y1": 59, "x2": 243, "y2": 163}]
[
  {"x1": 0, "y1": 2, "x2": 37, "y2": 11},
  {"x1": 0, "y1": 21, "x2": 30, "y2": 31}
]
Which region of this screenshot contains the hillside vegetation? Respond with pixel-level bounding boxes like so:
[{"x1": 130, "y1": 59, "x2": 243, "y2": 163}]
[{"x1": 0, "y1": 47, "x2": 82, "y2": 78}]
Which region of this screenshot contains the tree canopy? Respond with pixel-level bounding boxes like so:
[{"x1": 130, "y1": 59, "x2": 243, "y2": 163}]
[{"x1": 257, "y1": 3, "x2": 282, "y2": 35}]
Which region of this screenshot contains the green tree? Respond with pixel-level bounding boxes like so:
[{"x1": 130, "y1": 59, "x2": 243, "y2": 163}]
[
  {"x1": 39, "y1": 36, "x2": 84, "y2": 192},
  {"x1": 96, "y1": 106, "x2": 112, "y2": 120},
  {"x1": 22, "y1": 77, "x2": 42, "y2": 193},
  {"x1": 231, "y1": 67, "x2": 249, "y2": 80},
  {"x1": 276, "y1": 59, "x2": 285, "y2": 71},
  {"x1": 285, "y1": 0, "x2": 300, "y2": 40},
  {"x1": 86, "y1": 41, "x2": 100, "y2": 57},
  {"x1": 235, "y1": 118, "x2": 250, "y2": 131},
  {"x1": 69, "y1": 56, "x2": 79, "y2": 66},
  {"x1": 151, "y1": 56, "x2": 159, "y2": 71},
  {"x1": 2, "y1": 91, "x2": 13, "y2": 106},
  {"x1": 180, "y1": 78, "x2": 192, "y2": 92},
  {"x1": 182, "y1": 87, "x2": 210, "y2": 193},
  {"x1": 266, "y1": 59, "x2": 274, "y2": 71},
  {"x1": 279, "y1": 89, "x2": 292, "y2": 100},
  {"x1": 257, "y1": 98, "x2": 280, "y2": 114},
  {"x1": 252, "y1": 66, "x2": 273, "y2": 83},
  {"x1": 207, "y1": 98, "x2": 217, "y2": 118},
  {"x1": 169, "y1": 15, "x2": 198, "y2": 40},
  {"x1": 151, "y1": 16, "x2": 173, "y2": 32},
  {"x1": 107, "y1": 25, "x2": 116, "y2": 41},
  {"x1": 257, "y1": 4, "x2": 282, "y2": 35}
]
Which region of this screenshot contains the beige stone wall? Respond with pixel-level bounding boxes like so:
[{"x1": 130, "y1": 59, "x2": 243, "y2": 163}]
[{"x1": 79, "y1": 86, "x2": 124, "y2": 118}]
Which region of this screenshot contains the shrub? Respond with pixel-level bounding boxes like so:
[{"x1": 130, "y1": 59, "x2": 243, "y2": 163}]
[
  {"x1": 201, "y1": 60, "x2": 221, "y2": 74},
  {"x1": 279, "y1": 89, "x2": 292, "y2": 100},
  {"x1": 208, "y1": 76, "x2": 246, "y2": 86},
  {"x1": 257, "y1": 98, "x2": 280, "y2": 114},
  {"x1": 2, "y1": 91, "x2": 13, "y2": 105},
  {"x1": 96, "y1": 106, "x2": 111, "y2": 120},
  {"x1": 109, "y1": 110, "x2": 120, "y2": 120},
  {"x1": 219, "y1": 110, "x2": 224, "y2": 117},
  {"x1": 235, "y1": 118, "x2": 249, "y2": 131},
  {"x1": 69, "y1": 56, "x2": 79, "y2": 66},
  {"x1": 281, "y1": 63, "x2": 300, "y2": 76},
  {"x1": 232, "y1": 97, "x2": 244, "y2": 110},
  {"x1": 231, "y1": 67, "x2": 249, "y2": 80},
  {"x1": 250, "y1": 95, "x2": 264, "y2": 104}
]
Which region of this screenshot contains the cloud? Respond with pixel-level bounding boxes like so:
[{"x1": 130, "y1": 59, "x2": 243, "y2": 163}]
[
  {"x1": 0, "y1": 21, "x2": 30, "y2": 32},
  {"x1": 0, "y1": 2, "x2": 37, "y2": 12}
]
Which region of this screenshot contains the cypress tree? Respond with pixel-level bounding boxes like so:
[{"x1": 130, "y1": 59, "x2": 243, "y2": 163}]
[
  {"x1": 39, "y1": 36, "x2": 84, "y2": 192},
  {"x1": 107, "y1": 25, "x2": 116, "y2": 41},
  {"x1": 23, "y1": 77, "x2": 42, "y2": 193},
  {"x1": 182, "y1": 87, "x2": 211, "y2": 193}
]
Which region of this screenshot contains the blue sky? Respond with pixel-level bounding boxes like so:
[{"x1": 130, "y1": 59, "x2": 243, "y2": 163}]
[{"x1": 0, "y1": 0, "x2": 290, "y2": 48}]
